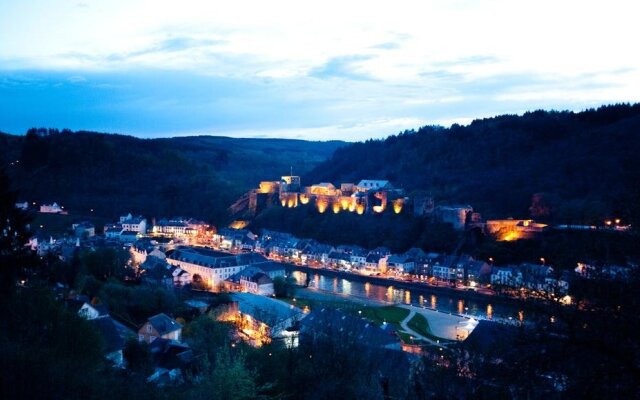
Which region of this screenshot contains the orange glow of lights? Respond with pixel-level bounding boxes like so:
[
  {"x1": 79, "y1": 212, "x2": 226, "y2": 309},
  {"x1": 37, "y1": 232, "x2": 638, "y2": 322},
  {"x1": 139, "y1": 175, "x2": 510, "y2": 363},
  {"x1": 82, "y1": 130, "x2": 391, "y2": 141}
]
[
  {"x1": 332, "y1": 202, "x2": 341, "y2": 214},
  {"x1": 299, "y1": 194, "x2": 310, "y2": 204},
  {"x1": 372, "y1": 205, "x2": 385, "y2": 213},
  {"x1": 340, "y1": 198, "x2": 350, "y2": 210},
  {"x1": 500, "y1": 231, "x2": 521, "y2": 241},
  {"x1": 348, "y1": 202, "x2": 356, "y2": 212},
  {"x1": 316, "y1": 198, "x2": 328, "y2": 213},
  {"x1": 356, "y1": 204, "x2": 365, "y2": 215},
  {"x1": 287, "y1": 195, "x2": 297, "y2": 208},
  {"x1": 392, "y1": 199, "x2": 404, "y2": 214},
  {"x1": 487, "y1": 304, "x2": 493, "y2": 319},
  {"x1": 281, "y1": 199, "x2": 287, "y2": 207}
]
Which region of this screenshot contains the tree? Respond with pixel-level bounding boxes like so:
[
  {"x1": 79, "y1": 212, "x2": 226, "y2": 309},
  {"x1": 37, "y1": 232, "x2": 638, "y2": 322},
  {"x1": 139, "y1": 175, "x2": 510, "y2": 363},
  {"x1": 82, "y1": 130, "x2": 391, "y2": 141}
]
[
  {"x1": 0, "y1": 167, "x2": 34, "y2": 308},
  {"x1": 273, "y1": 275, "x2": 296, "y2": 298},
  {"x1": 123, "y1": 339, "x2": 153, "y2": 376}
]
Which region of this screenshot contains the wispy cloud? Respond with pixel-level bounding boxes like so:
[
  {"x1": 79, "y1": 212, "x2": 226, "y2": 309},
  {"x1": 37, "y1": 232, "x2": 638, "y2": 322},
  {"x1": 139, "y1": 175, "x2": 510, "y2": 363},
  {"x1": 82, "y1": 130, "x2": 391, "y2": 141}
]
[{"x1": 309, "y1": 55, "x2": 377, "y2": 81}]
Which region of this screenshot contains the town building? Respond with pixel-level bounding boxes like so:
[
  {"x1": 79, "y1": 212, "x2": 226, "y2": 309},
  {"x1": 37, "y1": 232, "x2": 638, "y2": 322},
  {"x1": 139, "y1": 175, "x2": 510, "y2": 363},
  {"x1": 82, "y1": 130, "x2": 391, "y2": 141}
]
[
  {"x1": 166, "y1": 246, "x2": 267, "y2": 289},
  {"x1": 138, "y1": 313, "x2": 182, "y2": 343}
]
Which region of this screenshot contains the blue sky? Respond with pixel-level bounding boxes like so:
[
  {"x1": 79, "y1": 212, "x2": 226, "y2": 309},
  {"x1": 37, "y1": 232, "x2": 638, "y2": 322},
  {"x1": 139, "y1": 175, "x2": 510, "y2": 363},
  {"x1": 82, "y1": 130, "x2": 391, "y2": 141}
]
[{"x1": 1, "y1": 0, "x2": 639, "y2": 141}]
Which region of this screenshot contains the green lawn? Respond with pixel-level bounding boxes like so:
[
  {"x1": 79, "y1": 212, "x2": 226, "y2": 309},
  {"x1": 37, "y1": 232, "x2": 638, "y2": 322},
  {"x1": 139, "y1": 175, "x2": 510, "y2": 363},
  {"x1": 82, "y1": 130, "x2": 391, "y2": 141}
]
[
  {"x1": 359, "y1": 305, "x2": 410, "y2": 326},
  {"x1": 407, "y1": 313, "x2": 437, "y2": 340}
]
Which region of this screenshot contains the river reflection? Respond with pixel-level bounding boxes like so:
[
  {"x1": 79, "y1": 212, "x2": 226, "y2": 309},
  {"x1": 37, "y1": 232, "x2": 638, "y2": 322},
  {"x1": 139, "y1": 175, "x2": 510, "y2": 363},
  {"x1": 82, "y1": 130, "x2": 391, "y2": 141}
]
[{"x1": 289, "y1": 270, "x2": 525, "y2": 321}]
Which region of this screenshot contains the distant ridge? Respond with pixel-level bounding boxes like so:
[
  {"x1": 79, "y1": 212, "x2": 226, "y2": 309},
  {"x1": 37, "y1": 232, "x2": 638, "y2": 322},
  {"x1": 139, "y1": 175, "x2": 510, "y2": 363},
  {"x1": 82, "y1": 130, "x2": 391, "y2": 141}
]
[{"x1": 305, "y1": 104, "x2": 640, "y2": 224}]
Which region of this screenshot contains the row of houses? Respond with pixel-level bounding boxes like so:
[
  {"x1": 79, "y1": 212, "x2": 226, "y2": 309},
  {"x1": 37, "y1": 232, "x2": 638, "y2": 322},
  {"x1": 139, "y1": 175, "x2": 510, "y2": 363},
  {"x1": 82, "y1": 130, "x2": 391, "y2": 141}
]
[
  {"x1": 104, "y1": 214, "x2": 212, "y2": 243},
  {"x1": 214, "y1": 228, "x2": 576, "y2": 295}
]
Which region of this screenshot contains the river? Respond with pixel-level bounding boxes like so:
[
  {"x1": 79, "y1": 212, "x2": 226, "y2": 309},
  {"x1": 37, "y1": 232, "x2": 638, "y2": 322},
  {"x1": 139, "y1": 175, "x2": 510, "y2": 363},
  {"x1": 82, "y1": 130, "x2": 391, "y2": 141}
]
[{"x1": 289, "y1": 269, "x2": 527, "y2": 322}]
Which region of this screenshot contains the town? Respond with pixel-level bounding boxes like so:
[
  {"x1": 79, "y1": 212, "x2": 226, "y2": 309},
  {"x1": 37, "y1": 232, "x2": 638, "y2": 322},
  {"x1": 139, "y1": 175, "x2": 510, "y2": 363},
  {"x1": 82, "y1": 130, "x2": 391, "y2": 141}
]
[{"x1": 15, "y1": 177, "x2": 636, "y2": 391}]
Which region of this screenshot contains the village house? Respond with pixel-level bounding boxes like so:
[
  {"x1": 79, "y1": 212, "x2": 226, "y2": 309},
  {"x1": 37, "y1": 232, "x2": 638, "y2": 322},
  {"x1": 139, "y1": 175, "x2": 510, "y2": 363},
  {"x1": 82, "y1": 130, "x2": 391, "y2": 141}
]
[
  {"x1": 386, "y1": 254, "x2": 416, "y2": 274},
  {"x1": 231, "y1": 292, "x2": 306, "y2": 346},
  {"x1": 431, "y1": 255, "x2": 474, "y2": 283},
  {"x1": 301, "y1": 243, "x2": 334, "y2": 264},
  {"x1": 119, "y1": 213, "x2": 147, "y2": 234},
  {"x1": 166, "y1": 246, "x2": 267, "y2": 289},
  {"x1": 215, "y1": 228, "x2": 257, "y2": 251},
  {"x1": 291, "y1": 238, "x2": 318, "y2": 262},
  {"x1": 39, "y1": 202, "x2": 66, "y2": 214},
  {"x1": 146, "y1": 338, "x2": 194, "y2": 386},
  {"x1": 250, "y1": 261, "x2": 286, "y2": 279},
  {"x1": 172, "y1": 267, "x2": 191, "y2": 287},
  {"x1": 463, "y1": 260, "x2": 492, "y2": 285},
  {"x1": 336, "y1": 245, "x2": 368, "y2": 266},
  {"x1": 138, "y1": 313, "x2": 182, "y2": 343},
  {"x1": 575, "y1": 262, "x2": 638, "y2": 280},
  {"x1": 104, "y1": 224, "x2": 124, "y2": 239},
  {"x1": 152, "y1": 217, "x2": 209, "y2": 239},
  {"x1": 240, "y1": 272, "x2": 274, "y2": 296},
  {"x1": 491, "y1": 263, "x2": 570, "y2": 295},
  {"x1": 140, "y1": 256, "x2": 175, "y2": 289},
  {"x1": 363, "y1": 253, "x2": 387, "y2": 274},
  {"x1": 327, "y1": 251, "x2": 353, "y2": 269},
  {"x1": 491, "y1": 266, "x2": 522, "y2": 287},
  {"x1": 78, "y1": 302, "x2": 109, "y2": 320}
]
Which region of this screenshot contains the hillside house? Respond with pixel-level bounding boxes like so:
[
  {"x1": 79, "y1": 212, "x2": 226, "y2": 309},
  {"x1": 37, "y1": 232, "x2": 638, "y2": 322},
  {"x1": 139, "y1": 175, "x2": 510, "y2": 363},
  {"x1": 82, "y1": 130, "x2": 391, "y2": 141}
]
[
  {"x1": 138, "y1": 313, "x2": 182, "y2": 344},
  {"x1": 119, "y1": 213, "x2": 147, "y2": 234}
]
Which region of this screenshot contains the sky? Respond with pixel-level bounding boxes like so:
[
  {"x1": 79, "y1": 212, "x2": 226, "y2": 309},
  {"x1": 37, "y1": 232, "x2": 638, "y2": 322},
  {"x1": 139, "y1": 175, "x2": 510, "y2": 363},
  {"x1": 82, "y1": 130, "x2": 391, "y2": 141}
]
[{"x1": 0, "y1": 0, "x2": 639, "y2": 141}]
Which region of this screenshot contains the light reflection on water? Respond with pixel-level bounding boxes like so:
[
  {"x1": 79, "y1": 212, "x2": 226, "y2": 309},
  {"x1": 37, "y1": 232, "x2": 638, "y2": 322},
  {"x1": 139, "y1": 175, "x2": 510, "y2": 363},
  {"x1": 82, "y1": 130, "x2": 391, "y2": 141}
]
[{"x1": 289, "y1": 270, "x2": 525, "y2": 320}]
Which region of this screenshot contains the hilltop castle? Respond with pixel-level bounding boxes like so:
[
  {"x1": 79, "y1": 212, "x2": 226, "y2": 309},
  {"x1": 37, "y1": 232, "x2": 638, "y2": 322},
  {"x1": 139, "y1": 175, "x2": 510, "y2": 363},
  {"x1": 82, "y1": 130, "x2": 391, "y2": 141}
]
[{"x1": 248, "y1": 175, "x2": 433, "y2": 217}]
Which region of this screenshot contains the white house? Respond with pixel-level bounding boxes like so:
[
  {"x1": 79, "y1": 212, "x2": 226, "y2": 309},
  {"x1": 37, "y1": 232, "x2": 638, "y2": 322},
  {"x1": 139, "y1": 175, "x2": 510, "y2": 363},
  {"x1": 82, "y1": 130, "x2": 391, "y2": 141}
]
[
  {"x1": 40, "y1": 202, "x2": 65, "y2": 214},
  {"x1": 119, "y1": 213, "x2": 147, "y2": 234}
]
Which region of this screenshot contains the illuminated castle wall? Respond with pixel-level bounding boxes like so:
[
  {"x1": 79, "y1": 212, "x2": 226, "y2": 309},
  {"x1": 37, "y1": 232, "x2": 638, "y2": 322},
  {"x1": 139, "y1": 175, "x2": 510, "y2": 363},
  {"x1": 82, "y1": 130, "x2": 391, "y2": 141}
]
[{"x1": 251, "y1": 175, "x2": 410, "y2": 216}]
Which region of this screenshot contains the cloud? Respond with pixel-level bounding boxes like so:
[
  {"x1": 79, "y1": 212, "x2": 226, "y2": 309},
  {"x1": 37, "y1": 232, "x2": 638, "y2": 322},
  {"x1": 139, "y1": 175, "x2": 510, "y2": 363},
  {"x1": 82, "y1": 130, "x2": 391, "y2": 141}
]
[
  {"x1": 104, "y1": 36, "x2": 226, "y2": 62},
  {"x1": 309, "y1": 55, "x2": 377, "y2": 81},
  {"x1": 371, "y1": 42, "x2": 400, "y2": 50}
]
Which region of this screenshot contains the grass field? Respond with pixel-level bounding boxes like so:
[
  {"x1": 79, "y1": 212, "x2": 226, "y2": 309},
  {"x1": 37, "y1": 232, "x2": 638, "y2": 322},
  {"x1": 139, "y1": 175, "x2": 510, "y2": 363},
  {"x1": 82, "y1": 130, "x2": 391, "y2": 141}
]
[
  {"x1": 407, "y1": 312, "x2": 449, "y2": 342},
  {"x1": 359, "y1": 305, "x2": 410, "y2": 326}
]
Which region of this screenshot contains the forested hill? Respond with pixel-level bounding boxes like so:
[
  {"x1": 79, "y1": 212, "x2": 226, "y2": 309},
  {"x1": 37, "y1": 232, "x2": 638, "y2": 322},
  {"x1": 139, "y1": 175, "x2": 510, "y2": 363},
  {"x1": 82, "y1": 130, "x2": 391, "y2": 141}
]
[
  {"x1": 0, "y1": 130, "x2": 344, "y2": 224},
  {"x1": 305, "y1": 104, "x2": 640, "y2": 224}
]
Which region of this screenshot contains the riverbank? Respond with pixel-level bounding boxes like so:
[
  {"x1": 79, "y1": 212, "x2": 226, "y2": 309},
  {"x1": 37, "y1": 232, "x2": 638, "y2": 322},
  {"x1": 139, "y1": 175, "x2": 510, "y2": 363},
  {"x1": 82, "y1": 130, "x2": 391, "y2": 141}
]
[{"x1": 285, "y1": 264, "x2": 523, "y2": 307}]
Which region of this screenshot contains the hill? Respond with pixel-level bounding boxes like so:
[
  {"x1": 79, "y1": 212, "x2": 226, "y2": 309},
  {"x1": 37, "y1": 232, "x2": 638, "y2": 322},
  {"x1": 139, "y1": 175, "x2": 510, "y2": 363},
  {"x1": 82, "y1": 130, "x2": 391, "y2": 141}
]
[
  {"x1": 0, "y1": 129, "x2": 344, "y2": 225},
  {"x1": 304, "y1": 104, "x2": 640, "y2": 225}
]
